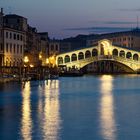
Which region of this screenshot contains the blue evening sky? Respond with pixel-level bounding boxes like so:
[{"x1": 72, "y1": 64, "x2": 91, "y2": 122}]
[{"x1": 0, "y1": 0, "x2": 140, "y2": 38}]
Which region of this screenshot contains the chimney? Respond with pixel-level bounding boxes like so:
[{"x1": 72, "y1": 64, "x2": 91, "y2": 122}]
[{"x1": 1, "y1": 8, "x2": 3, "y2": 15}]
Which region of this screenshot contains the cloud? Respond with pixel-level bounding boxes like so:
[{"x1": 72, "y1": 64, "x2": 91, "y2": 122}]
[
  {"x1": 89, "y1": 20, "x2": 137, "y2": 25},
  {"x1": 118, "y1": 8, "x2": 140, "y2": 12},
  {"x1": 64, "y1": 27, "x2": 131, "y2": 34},
  {"x1": 103, "y1": 21, "x2": 137, "y2": 25}
]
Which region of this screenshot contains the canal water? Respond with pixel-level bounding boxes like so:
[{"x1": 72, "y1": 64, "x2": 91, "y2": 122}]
[{"x1": 0, "y1": 75, "x2": 140, "y2": 140}]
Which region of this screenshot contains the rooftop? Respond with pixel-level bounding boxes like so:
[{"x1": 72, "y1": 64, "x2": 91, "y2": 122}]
[{"x1": 4, "y1": 14, "x2": 27, "y2": 20}]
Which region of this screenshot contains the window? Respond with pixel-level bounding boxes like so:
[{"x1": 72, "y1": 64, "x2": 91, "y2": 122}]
[
  {"x1": 51, "y1": 45, "x2": 54, "y2": 51},
  {"x1": 14, "y1": 34, "x2": 16, "y2": 40},
  {"x1": 14, "y1": 44, "x2": 16, "y2": 53},
  {"x1": 71, "y1": 54, "x2": 77, "y2": 61},
  {"x1": 20, "y1": 45, "x2": 22, "y2": 53},
  {"x1": 17, "y1": 34, "x2": 19, "y2": 40},
  {"x1": 10, "y1": 44, "x2": 12, "y2": 53},
  {"x1": 10, "y1": 32, "x2": 12, "y2": 39},
  {"x1": 58, "y1": 57, "x2": 63, "y2": 64},
  {"x1": 56, "y1": 45, "x2": 59, "y2": 51},
  {"x1": 17, "y1": 45, "x2": 19, "y2": 53},
  {"x1": 20, "y1": 35, "x2": 22, "y2": 41},
  {"x1": 6, "y1": 43, "x2": 8, "y2": 52},
  {"x1": 6, "y1": 32, "x2": 8, "y2": 38}
]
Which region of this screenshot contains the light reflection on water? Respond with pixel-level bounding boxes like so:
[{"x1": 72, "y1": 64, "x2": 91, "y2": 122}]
[
  {"x1": 99, "y1": 75, "x2": 116, "y2": 140},
  {"x1": 2, "y1": 75, "x2": 140, "y2": 140},
  {"x1": 42, "y1": 80, "x2": 61, "y2": 140},
  {"x1": 21, "y1": 82, "x2": 32, "y2": 140},
  {"x1": 20, "y1": 80, "x2": 61, "y2": 140}
]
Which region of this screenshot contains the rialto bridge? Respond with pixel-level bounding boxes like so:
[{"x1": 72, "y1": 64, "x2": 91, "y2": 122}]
[{"x1": 56, "y1": 39, "x2": 140, "y2": 73}]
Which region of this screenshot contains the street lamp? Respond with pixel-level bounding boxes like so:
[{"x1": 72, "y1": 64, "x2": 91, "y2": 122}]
[
  {"x1": 46, "y1": 58, "x2": 49, "y2": 65},
  {"x1": 24, "y1": 56, "x2": 29, "y2": 78},
  {"x1": 30, "y1": 64, "x2": 34, "y2": 68},
  {"x1": 24, "y1": 56, "x2": 29, "y2": 64}
]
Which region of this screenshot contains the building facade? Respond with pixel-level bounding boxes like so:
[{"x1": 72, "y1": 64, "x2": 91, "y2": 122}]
[
  {"x1": 38, "y1": 32, "x2": 49, "y2": 66},
  {"x1": 1, "y1": 14, "x2": 27, "y2": 67},
  {"x1": 87, "y1": 29, "x2": 140, "y2": 50},
  {"x1": 3, "y1": 27, "x2": 26, "y2": 66},
  {"x1": 49, "y1": 40, "x2": 60, "y2": 56},
  {"x1": 48, "y1": 40, "x2": 60, "y2": 66}
]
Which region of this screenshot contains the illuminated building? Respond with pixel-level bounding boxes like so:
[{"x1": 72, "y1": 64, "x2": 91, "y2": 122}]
[
  {"x1": 0, "y1": 9, "x2": 49, "y2": 68},
  {"x1": 25, "y1": 28, "x2": 49, "y2": 67},
  {"x1": 3, "y1": 27, "x2": 26, "y2": 66},
  {"x1": 0, "y1": 13, "x2": 27, "y2": 67}
]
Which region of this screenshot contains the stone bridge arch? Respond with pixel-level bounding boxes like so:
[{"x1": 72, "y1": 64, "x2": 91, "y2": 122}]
[
  {"x1": 81, "y1": 59, "x2": 135, "y2": 73},
  {"x1": 56, "y1": 39, "x2": 140, "y2": 73}
]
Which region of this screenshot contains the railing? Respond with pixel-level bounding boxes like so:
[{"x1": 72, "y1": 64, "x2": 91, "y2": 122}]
[{"x1": 60, "y1": 55, "x2": 140, "y2": 67}]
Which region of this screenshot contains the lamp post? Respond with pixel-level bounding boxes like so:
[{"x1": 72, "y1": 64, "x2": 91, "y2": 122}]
[{"x1": 24, "y1": 56, "x2": 29, "y2": 78}]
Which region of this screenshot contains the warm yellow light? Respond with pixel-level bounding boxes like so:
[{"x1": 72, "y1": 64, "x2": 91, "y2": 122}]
[
  {"x1": 21, "y1": 82, "x2": 32, "y2": 140},
  {"x1": 42, "y1": 80, "x2": 61, "y2": 139},
  {"x1": 100, "y1": 40, "x2": 112, "y2": 56},
  {"x1": 30, "y1": 64, "x2": 34, "y2": 68},
  {"x1": 50, "y1": 56, "x2": 54, "y2": 61},
  {"x1": 99, "y1": 75, "x2": 116, "y2": 140},
  {"x1": 49, "y1": 55, "x2": 56, "y2": 65},
  {"x1": 24, "y1": 56, "x2": 29, "y2": 63},
  {"x1": 46, "y1": 58, "x2": 49, "y2": 64},
  {"x1": 39, "y1": 53, "x2": 42, "y2": 59}
]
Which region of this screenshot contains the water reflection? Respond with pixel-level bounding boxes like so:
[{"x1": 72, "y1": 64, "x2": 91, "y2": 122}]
[
  {"x1": 21, "y1": 82, "x2": 32, "y2": 140},
  {"x1": 99, "y1": 75, "x2": 116, "y2": 140},
  {"x1": 38, "y1": 80, "x2": 61, "y2": 140}
]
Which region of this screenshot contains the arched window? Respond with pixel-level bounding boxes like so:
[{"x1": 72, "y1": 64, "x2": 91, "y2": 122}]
[
  {"x1": 133, "y1": 54, "x2": 139, "y2": 61},
  {"x1": 58, "y1": 57, "x2": 63, "y2": 64},
  {"x1": 126, "y1": 52, "x2": 132, "y2": 59},
  {"x1": 119, "y1": 50, "x2": 125, "y2": 57},
  {"x1": 85, "y1": 50, "x2": 91, "y2": 58},
  {"x1": 78, "y1": 52, "x2": 84, "y2": 60},
  {"x1": 92, "y1": 49, "x2": 98, "y2": 56},
  {"x1": 64, "y1": 55, "x2": 70, "y2": 63},
  {"x1": 71, "y1": 54, "x2": 77, "y2": 61},
  {"x1": 112, "y1": 49, "x2": 118, "y2": 56}
]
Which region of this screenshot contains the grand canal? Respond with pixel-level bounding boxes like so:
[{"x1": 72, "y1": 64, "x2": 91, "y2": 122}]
[{"x1": 0, "y1": 75, "x2": 140, "y2": 140}]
